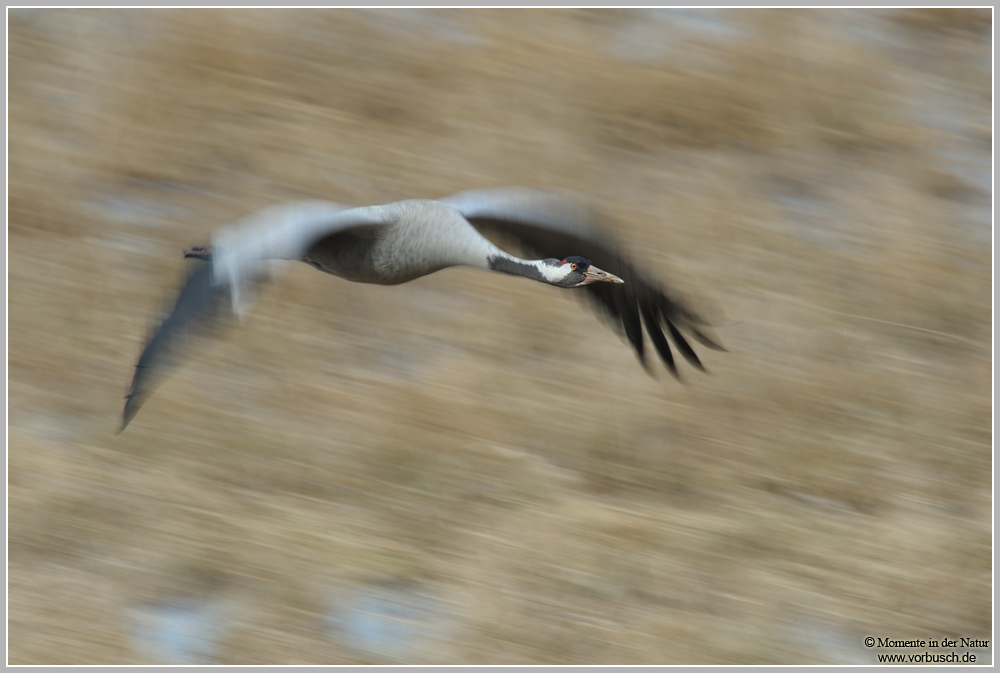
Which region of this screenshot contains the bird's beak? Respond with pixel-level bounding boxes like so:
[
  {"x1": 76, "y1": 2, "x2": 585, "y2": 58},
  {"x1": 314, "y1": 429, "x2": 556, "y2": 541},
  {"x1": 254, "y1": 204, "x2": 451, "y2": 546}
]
[{"x1": 583, "y1": 265, "x2": 624, "y2": 284}]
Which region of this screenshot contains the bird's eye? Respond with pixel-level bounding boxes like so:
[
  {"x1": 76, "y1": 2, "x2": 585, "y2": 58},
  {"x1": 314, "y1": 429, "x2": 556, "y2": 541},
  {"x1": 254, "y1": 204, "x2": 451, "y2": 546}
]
[{"x1": 570, "y1": 263, "x2": 578, "y2": 270}]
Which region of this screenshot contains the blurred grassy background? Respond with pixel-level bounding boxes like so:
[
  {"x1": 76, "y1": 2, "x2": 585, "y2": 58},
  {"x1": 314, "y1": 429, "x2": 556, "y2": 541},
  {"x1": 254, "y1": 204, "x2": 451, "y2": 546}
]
[{"x1": 8, "y1": 8, "x2": 992, "y2": 664}]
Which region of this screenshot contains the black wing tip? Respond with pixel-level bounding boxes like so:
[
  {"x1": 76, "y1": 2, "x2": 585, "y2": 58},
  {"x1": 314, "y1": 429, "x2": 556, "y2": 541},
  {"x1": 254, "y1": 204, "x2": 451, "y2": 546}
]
[
  {"x1": 691, "y1": 327, "x2": 727, "y2": 352},
  {"x1": 658, "y1": 294, "x2": 728, "y2": 352},
  {"x1": 638, "y1": 301, "x2": 678, "y2": 379},
  {"x1": 635, "y1": 348, "x2": 652, "y2": 373},
  {"x1": 640, "y1": 345, "x2": 680, "y2": 380},
  {"x1": 662, "y1": 354, "x2": 680, "y2": 380}
]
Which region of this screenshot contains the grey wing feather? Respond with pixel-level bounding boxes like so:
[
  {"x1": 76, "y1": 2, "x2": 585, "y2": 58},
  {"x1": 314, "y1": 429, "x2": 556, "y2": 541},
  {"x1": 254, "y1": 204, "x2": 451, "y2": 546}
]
[
  {"x1": 120, "y1": 201, "x2": 390, "y2": 431},
  {"x1": 441, "y1": 188, "x2": 724, "y2": 374},
  {"x1": 211, "y1": 201, "x2": 390, "y2": 319},
  {"x1": 120, "y1": 263, "x2": 227, "y2": 432}
]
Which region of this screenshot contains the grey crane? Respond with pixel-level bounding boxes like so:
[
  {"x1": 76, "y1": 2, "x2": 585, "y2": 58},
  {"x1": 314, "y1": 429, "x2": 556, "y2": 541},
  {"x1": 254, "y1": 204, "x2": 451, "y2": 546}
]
[{"x1": 120, "y1": 187, "x2": 723, "y2": 431}]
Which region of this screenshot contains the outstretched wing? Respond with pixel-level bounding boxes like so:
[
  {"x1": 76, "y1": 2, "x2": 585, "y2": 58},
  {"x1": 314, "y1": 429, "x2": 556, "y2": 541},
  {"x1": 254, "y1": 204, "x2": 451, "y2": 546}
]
[
  {"x1": 120, "y1": 200, "x2": 391, "y2": 431},
  {"x1": 120, "y1": 263, "x2": 227, "y2": 431},
  {"x1": 440, "y1": 188, "x2": 724, "y2": 376}
]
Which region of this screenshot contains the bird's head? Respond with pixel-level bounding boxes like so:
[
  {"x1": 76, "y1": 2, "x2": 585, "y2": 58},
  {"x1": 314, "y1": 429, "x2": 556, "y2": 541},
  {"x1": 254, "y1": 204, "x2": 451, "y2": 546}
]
[{"x1": 545, "y1": 256, "x2": 625, "y2": 288}]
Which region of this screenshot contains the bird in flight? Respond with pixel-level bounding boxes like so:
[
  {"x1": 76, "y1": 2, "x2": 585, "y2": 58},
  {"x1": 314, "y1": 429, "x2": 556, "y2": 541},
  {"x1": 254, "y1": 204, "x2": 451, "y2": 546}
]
[{"x1": 120, "y1": 188, "x2": 723, "y2": 431}]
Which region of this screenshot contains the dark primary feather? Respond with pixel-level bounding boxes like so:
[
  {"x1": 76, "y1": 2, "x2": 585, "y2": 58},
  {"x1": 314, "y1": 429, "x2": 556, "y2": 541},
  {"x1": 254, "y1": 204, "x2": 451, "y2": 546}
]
[{"x1": 442, "y1": 188, "x2": 725, "y2": 374}]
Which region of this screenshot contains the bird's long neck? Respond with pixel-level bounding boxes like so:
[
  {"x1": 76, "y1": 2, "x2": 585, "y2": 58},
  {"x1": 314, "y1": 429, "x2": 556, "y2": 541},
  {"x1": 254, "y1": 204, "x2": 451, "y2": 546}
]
[{"x1": 485, "y1": 252, "x2": 561, "y2": 285}]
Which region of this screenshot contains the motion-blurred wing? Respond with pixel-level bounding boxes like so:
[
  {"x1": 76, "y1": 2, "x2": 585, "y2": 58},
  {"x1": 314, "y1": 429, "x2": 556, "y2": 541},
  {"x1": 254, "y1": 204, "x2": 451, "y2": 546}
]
[
  {"x1": 120, "y1": 201, "x2": 390, "y2": 431},
  {"x1": 211, "y1": 201, "x2": 389, "y2": 320},
  {"x1": 120, "y1": 263, "x2": 227, "y2": 431},
  {"x1": 441, "y1": 188, "x2": 724, "y2": 375}
]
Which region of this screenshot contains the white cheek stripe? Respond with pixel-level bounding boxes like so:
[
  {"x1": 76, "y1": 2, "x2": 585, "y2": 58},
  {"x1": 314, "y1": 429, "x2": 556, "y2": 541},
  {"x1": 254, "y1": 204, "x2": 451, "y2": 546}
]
[{"x1": 539, "y1": 263, "x2": 574, "y2": 284}]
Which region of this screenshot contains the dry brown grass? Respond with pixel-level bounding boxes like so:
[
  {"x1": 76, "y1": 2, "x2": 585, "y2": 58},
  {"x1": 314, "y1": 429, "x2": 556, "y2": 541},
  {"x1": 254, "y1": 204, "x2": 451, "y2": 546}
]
[{"x1": 8, "y1": 8, "x2": 992, "y2": 664}]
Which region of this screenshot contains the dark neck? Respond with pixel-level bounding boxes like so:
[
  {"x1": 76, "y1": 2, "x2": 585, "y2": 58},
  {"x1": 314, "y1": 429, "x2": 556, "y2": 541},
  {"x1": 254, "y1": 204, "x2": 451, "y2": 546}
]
[{"x1": 487, "y1": 253, "x2": 547, "y2": 283}]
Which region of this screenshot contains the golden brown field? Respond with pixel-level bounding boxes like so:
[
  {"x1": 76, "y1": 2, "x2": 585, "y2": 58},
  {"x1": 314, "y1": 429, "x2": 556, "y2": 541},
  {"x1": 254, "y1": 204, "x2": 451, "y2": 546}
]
[{"x1": 8, "y1": 8, "x2": 992, "y2": 664}]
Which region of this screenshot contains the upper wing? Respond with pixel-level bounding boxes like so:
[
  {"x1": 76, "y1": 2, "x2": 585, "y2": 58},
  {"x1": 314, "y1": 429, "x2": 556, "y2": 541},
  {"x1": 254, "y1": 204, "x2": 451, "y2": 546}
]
[
  {"x1": 120, "y1": 200, "x2": 392, "y2": 431},
  {"x1": 211, "y1": 200, "x2": 392, "y2": 320},
  {"x1": 120, "y1": 262, "x2": 227, "y2": 431},
  {"x1": 440, "y1": 188, "x2": 724, "y2": 376}
]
